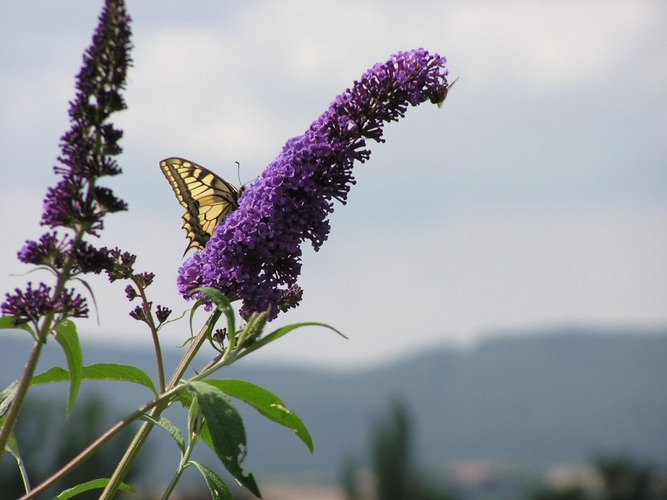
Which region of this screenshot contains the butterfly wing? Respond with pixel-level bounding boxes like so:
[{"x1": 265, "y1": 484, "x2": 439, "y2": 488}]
[{"x1": 160, "y1": 157, "x2": 243, "y2": 253}]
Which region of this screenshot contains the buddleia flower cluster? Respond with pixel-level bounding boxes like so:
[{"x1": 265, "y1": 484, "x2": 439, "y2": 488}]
[
  {"x1": 1, "y1": 0, "x2": 132, "y2": 332},
  {"x1": 178, "y1": 48, "x2": 450, "y2": 320}
]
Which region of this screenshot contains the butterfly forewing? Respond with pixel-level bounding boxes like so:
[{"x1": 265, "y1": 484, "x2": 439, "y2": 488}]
[{"x1": 160, "y1": 157, "x2": 243, "y2": 253}]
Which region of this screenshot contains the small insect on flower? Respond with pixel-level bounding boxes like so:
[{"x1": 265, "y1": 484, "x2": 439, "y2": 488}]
[
  {"x1": 160, "y1": 157, "x2": 246, "y2": 255},
  {"x1": 431, "y1": 76, "x2": 460, "y2": 108}
]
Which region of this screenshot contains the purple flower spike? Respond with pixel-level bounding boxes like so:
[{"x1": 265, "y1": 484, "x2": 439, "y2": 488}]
[
  {"x1": 1, "y1": 0, "x2": 132, "y2": 327},
  {"x1": 177, "y1": 49, "x2": 450, "y2": 319}
]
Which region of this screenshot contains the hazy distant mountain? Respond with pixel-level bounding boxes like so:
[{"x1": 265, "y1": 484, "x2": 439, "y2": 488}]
[{"x1": 2, "y1": 326, "x2": 666, "y2": 490}]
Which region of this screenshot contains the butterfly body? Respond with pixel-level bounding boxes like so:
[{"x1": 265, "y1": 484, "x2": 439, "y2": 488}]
[{"x1": 160, "y1": 157, "x2": 244, "y2": 254}]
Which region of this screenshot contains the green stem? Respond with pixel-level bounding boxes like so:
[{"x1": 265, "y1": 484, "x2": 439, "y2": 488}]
[
  {"x1": 161, "y1": 434, "x2": 198, "y2": 500},
  {"x1": 1, "y1": 320, "x2": 63, "y2": 460},
  {"x1": 19, "y1": 392, "x2": 172, "y2": 499},
  {"x1": 0, "y1": 337, "x2": 45, "y2": 461},
  {"x1": 0, "y1": 220, "x2": 86, "y2": 459},
  {"x1": 134, "y1": 275, "x2": 166, "y2": 393},
  {"x1": 99, "y1": 310, "x2": 220, "y2": 499}
]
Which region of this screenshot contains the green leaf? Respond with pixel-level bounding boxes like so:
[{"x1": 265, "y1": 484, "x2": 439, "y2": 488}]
[
  {"x1": 54, "y1": 478, "x2": 135, "y2": 499},
  {"x1": 188, "y1": 461, "x2": 233, "y2": 500},
  {"x1": 193, "y1": 287, "x2": 235, "y2": 334},
  {"x1": 187, "y1": 380, "x2": 261, "y2": 498},
  {"x1": 0, "y1": 379, "x2": 20, "y2": 419},
  {"x1": 205, "y1": 379, "x2": 313, "y2": 453},
  {"x1": 141, "y1": 415, "x2": 186, "y2": 454},
  {"x1": 81, "y1": 363, "x2": 157, "y2": 395},
  {"x1": 240, "y1": 322, "x2": 346, "y2": 359},
  {"x1": 0, "y1": 315, "x2": 18, "y2": 329},
  {"x1": 6, "y1": 432, "x2": 30, "y2": 494},
  {"x1": 237, "y1": 311, "x2": 270, "y2": 349},
  {"x1": 31, "y1": 367, "x2": 69, "y2": 385},
  {"x1": 30, "y1": 364, "x2": 157, "y2": 395},
  {"x1": 0, "y1": 315, "x2": 34, "y2": 334},
  {"x1": 5, "y1": 431, "x2": 19, "y2": 458},
  {"x1": 55, "y1": 319, "x2": 83, "y2": 416}
]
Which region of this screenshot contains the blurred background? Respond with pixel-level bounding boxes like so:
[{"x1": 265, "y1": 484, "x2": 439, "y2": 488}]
[{"x1": 1, "y1": 1, "x2": 666, "y2": 498}]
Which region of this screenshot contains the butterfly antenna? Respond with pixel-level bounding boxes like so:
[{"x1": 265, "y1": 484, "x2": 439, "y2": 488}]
[
  {"x1": 235, "y1": 161, "x2": 242, "y2": 186},
  {"x1": 448, "y1": 75, "x2": 460, "y2": 89}
]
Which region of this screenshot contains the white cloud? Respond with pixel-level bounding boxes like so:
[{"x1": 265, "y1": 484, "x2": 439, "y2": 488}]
[{"x1": 445, "y1": 1, "x2": 660, "y2": 88}]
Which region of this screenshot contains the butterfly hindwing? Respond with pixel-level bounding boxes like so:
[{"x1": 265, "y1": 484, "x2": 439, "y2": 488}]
[{"x1": 160, "y1": 157, "x2": 243, "y2": 253}]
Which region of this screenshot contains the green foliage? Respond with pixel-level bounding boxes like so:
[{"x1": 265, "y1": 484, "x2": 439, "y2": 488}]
[
  {"x1": 54, "y1": 319, "x2": 83, "y2": 416},
  {"x1": 528, "y1": 485, "x2": 588, "y2": 500},
  {"x1": 204, "y1": 378, "x2": 313, "y2": 452},
  {"x1": 0, "y1": 396, "x2": 144, "y2": 499},
  {"x1": 141, "y1": 415, "x2": 186, "y2": 454},
  {"x1": 0, "y1": 379, "x2": 19, "y2": 419},
  {"x1": 344, "y1": 399, "x2": 457, "y2": 500},
  {"x1": 188, "y1": 380, "x2": 261, "y2": 497},
  {"x1": 31, "y1": 363, "x2": 157, "y2": 395},
  {"x1": 527, "y1": 454, "x2": 666, "y2": 500},
  {"x1": 54, "y1": 478, "x2": 136, "y2": 500},
  {"x1": 188, "y1": 462, "x2": 233, "y2": 500},
  {"x1": 372, "y1": 400, "x2": 413, "y2": 500},
  {"x1": 236, "y1": 320, "x2": 345, "y2": 360},
  {"x1": 595, "y1": 455, "x2": 656, "y2": 500},
  {"x1": 0, "y1": 315, "x2": 34, "y2": 335}
]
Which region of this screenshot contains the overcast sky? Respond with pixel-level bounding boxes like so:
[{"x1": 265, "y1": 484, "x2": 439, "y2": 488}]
[{"x1": 1, "y1": 1, "x2": 666, "y2": 369}]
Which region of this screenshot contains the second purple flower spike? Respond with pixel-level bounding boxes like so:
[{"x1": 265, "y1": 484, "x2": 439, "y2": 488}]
[{"x1": 176, "y1": 48, "x2": 452, "y2": 320}]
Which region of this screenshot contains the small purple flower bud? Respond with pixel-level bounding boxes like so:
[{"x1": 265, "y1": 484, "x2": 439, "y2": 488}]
[
  {"x1": 129, "y1": 303, "x2": 148, "y2": 322},
  {"x1": 106, "y1": 248, "x2": 137, "y2": 282},
  {"x1": 124, "y1": 284, "x2": 137, "y2": 301},
  {"x1": 155, "y1": 305, "x2": 172, "y2": 324},
  {"x1": 135, "y1": 272, "x2": 155, "y2": 288}
]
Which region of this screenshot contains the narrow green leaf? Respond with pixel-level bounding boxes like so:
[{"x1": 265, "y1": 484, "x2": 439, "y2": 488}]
[
  {"x1": 54, "y1": 319, "x2": 83, "y2": 416},
  {"x1": 141, "y1": 415, "x2": 186, "y2": 454},
  {"x1": 240, "y1": 322, "x2": 346, "y2": 358},
  {"x1": 0, "y1": 315, "x2": 18, "y2": 329},
  {"x1": 188, "y1": 461, "x2": 233, "y2": 500},
  {"x1": 54, "y1": 478, "x2": 135, "y2": 499},
  {"x1": 5, "y1": 431, "x2": 20, "y2": 459},
  {"x1": 0, "y1": 380, "x2": 20, "y2": 419},
  {"x1": 30, "y1": 364, "x2": 157, "y2": 395},
  {"x1": 205, "y1": 379, "x2": 313, "y2": 453},
  {"x1": 193, "y1": 287, "x2": 235, "y2": 334},
  {"x1": 187, "y1": 381, "x2": 261, "y2": 498},
  {"x1": 72, "y1": 277, "x2": 100, "y2": 325},
  {"x1": 0, "y1": 315, "x2": 34, "y2": 334},
  {"x1": 6, "y1": 432, "x2": 31, "y2": 494},
  {"x1": 31, "y1": 367, "x2": 69, "y2": 385},
  {"x1": 80, "y1": 363, "x2": 157, "y2": 395}
]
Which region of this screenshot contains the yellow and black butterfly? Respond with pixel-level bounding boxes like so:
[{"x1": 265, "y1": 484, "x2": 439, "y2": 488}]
[{"x1": 160, "y1": 157, "x2": 245, "y2": 254}]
